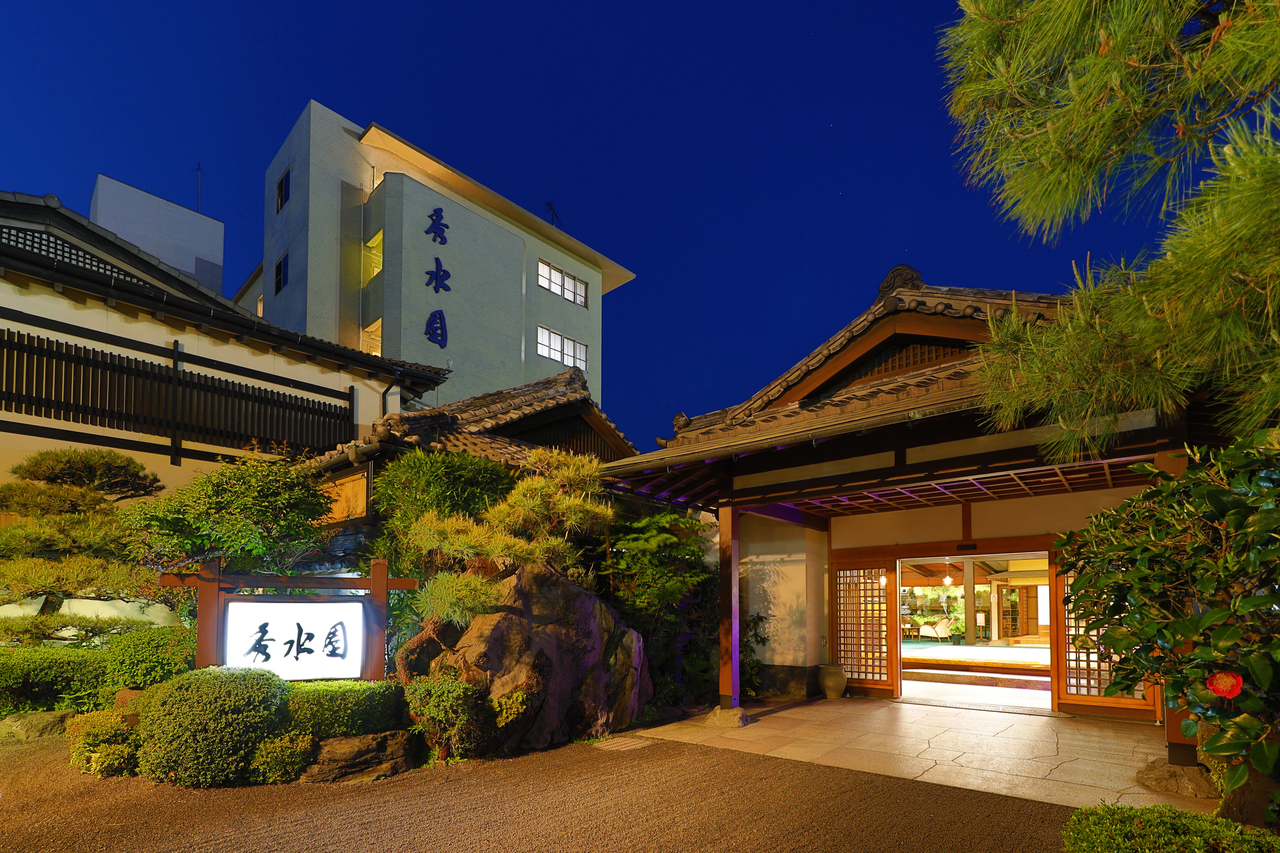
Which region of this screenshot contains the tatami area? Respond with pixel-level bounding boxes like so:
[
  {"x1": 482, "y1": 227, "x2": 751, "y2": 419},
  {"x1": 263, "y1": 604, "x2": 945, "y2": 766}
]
[{"x1": 638, "y1": 697, "x2": 1216, "y2": 813}]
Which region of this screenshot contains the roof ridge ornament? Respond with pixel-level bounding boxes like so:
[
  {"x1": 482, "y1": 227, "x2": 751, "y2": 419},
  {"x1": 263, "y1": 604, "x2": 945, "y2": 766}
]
[{"x1": 878, "y1": 264, "x2": 924, "y2": 295}]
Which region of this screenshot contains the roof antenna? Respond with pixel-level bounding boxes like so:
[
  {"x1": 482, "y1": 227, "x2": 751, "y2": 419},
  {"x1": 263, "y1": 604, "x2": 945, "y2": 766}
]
[
  {"x1": 195, "y1": 161, "x2": 202, "y2": 213},
  {"x1": 545, "y1": 202, "x2": 562, "y2": 229}
]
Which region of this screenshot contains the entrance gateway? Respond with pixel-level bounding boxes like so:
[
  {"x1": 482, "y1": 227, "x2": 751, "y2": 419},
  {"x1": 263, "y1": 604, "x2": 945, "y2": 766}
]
[
  {"x1": 832, "y1": 544, "x2": 1155, "y2": 716},
  {"x1": 602, "y1": 267, "x2": 1219, "y2": 760}
]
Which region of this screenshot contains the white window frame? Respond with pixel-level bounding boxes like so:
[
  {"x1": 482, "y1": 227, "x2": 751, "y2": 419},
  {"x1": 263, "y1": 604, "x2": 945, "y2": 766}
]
[
  {"x1": 536, "y1": 325, "x2": 587, "y2": 370},
  {"x1": 537, "y1": 260, "x2": 588, "y2": 307}
]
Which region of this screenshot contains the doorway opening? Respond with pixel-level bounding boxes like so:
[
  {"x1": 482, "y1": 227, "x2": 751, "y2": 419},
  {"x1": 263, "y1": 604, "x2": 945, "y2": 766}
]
[{"x1": 897, "y1": 552, "x2": 1052, "y2": 711}]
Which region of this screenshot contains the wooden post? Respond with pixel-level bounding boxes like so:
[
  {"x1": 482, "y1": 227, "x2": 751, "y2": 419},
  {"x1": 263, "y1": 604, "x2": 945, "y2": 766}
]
[
  {"x1": 194, "y1": 559, "x2": 223, "y2": 669},
  {"x1": 1154, "y1": 452, "x2": 1198, "y2": 763},
  {"x1": 718, "y1": 505, "x2": 740, "y2": 710},
  {"x1": 364, "y1": 558, "x2": 389, "y2": 681}
]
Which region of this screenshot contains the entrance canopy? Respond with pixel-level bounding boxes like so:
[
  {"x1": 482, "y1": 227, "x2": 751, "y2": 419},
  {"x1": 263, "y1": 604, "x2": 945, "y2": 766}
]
[{"x1": 604, "y1": 266, "x2": 1192, "y2": 517}]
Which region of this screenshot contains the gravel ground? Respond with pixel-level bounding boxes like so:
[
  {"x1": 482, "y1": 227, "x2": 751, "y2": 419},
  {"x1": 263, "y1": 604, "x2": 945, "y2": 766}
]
[{"x1": 0, "y1": 734, "x2": 1073, "y2": 853}]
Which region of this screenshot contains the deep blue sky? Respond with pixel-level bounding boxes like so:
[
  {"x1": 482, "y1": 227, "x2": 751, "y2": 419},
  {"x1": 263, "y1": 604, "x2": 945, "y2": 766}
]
[{"x1": 4, "y1": 2, "x2": 1163, "y2": 452}]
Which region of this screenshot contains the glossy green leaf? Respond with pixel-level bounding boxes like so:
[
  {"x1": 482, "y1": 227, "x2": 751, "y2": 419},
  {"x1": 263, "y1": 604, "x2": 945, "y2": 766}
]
[
  {"x1": 1238, "y1": 594, "x2": 1280, "y2": 613},
  {"x1": 1181, "y1": 718, "x2": 1199, "y2": 739},
  {"x1": 1250, "y1": 740, "x2": 1279, "y2": 775},
  {"x1": 1203, "y1": 731, "x2": 1254, "y2": 756},
  {"x1": 1244, "y1": 652, "x2": 1274, "y2": 690},
  {"x1": 1221, "y1": 760, "x2": 1250, "y2": 794},
  {"x1": 1195, "y1": 608, "x2": 1233, "y2": 633}
]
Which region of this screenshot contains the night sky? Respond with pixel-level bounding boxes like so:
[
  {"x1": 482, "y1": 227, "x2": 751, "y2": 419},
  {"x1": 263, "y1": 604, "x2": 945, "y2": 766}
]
[{"x1": 4, "y1": 2, "x2": 1163, "y2": 452}]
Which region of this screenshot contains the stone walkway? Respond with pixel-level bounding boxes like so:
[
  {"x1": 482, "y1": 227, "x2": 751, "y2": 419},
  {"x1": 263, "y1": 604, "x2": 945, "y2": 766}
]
[{"x1": 638, "y1": 696, "x2": 1217, "y2": 812}]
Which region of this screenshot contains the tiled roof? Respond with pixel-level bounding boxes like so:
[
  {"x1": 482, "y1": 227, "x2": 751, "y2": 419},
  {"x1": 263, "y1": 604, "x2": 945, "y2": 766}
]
[
  {"x1": 602, "y1": 357, "x2": 983, "y2": 477},
  {"x1": 310, "y1": 368, "x2": 633, "y2": 473},
  {"x1": 0, "y1": 192, "x2": 448, "y2": 386},
  {"x1": 666, "y1": 265, "x2": 1060, "y2": 446},
  {"x1": 382, "y1": 367, "x2": 635, "y2": 452}
]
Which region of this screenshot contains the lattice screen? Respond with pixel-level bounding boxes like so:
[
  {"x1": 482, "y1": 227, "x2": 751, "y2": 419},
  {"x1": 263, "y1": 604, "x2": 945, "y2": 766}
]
[
  {"x1": 1062, "y1": 571, "x2": 1145, "y2": 699},
  {"x1": 835, "y1": 567, "x2": 888, "y2": 682},
  {"x1": 1, "y1": 227, "x2": 144, "y2": 285}
]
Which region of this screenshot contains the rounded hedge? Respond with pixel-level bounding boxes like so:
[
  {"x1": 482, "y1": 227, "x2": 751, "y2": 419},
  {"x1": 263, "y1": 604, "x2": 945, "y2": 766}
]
[{"x1": 136, "y1": 668, "x2": 288, "y2": 788}]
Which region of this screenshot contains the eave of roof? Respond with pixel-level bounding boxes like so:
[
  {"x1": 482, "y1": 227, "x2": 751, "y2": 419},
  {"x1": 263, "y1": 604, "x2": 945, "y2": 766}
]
[
  {"x1": 0, "y1": 192, "x2": 448, "y2": 388},
  {"x1": 603, "y1": 360, "x2": 983, "y2": 478},
  {"x1": 382, "y1": 367, "x2": 636, "y2": 456},
  {"x1": 714, "y1": 265, "x2": 1060, "y2": 430},
  {"x1": 358, "y1": 124, "x2": 636, "y2": 294}
]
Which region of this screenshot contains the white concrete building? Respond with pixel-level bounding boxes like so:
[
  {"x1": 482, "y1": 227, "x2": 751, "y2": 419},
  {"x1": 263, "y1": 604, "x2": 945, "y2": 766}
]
[
  {"x1": 235, "y1": 101, "x2": 634, "y2": 407},
  {"x1": 90, "y1": 174, "x2": 225, "y2": 294}
]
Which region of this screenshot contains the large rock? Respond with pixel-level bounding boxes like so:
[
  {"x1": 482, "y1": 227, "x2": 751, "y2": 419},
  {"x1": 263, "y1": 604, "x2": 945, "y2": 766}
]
[
  {"x1": 435, "y1": 564, "x2": 652, "y2": 752},
  {"x1": 1136, "y1": 758, "x2": 1220, "y2": 799},
  {"x1": 297, "y1": 731, "x2": 415, "y2": 784},
  {"x1": 1, "y1": 710, "x2": 76, "y2": 742}
]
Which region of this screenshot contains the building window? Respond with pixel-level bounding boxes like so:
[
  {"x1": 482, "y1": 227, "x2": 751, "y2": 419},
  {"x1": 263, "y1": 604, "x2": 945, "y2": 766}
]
[
  {"x1": 274, "y1": 253, "x2": 289, "y2": 294},
  {"x1": 255, "y1": 295, "x2": 264, "y2": 317},
  {"x1": 362, "y1": 230, "x2": 383, "y2": 286},
  {"x1": 537, "y1": 260, "x2": 587, "y2": 307},
  {"x1": 536, "y1": 326, "x2": 587, "y2": 370},
  {"x1": 360, "y1": 318, "x2": 382, "y2": 357},
  {"x1": 275, "y1": 169, "x2": 290, "y2": 214}
]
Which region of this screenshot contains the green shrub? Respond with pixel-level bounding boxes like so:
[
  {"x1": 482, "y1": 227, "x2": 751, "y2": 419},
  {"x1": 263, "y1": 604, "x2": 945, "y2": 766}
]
[
  {"x1": 373, "y1": 451, "x2": 514, "y2": 525},
  {"x1": 248, "y1": 731, "x2": 316, "y2": 784},
  {"x1": 0, "y1": 614, "x2": 151, "y2": 648},
  {"x1": 405, "y1": 672, "x2": 490, "y2": 758},
  {"x1": 0, "y1": 481, "x2": 110, "y2": 515},
  {"x1": 136, "y1": 668, "x2": 288, "y2": 788},
  {"x1": 0, "y1": 647, "x2": 109, "y2": 716},
  {"x1": 66, "y1": 709, "x2": 137, "y2": 777},
  {"x1": 103, "y1": 626, "x2": 195, "y2": 691},
  {"x1": 286, "y1": 680, "x2": 406, "y2": 739},
  {"x1": 1062, "y1": 805, "x2": 1280, "y2": 853}
]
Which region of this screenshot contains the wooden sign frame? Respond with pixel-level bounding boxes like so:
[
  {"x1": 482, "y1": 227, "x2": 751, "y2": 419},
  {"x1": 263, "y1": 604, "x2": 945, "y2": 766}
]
[{"x1": 160, "y1": 557, "x2": 418, "y2": 680}]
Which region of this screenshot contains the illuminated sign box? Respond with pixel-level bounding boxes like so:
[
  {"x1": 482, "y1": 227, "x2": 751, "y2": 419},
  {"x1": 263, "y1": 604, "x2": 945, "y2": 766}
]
[{"x1": 224, "y1": 600, "x2": 366, "y2": 681}]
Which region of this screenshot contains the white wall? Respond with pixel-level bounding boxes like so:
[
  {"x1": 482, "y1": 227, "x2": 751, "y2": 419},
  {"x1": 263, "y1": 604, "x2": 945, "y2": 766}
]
[
  {"x1": 260, "y1": 101, "x2": 608, "y2": 405},
  {"x1": 830, "y1": 504, "x2": 963, "y2": 549},
  {"x1": 739, "y1": 513, "x2": 811, "y2": 667},
  {"x1": 970, "y1": 487, "x2": 1144, "y2": 539}
]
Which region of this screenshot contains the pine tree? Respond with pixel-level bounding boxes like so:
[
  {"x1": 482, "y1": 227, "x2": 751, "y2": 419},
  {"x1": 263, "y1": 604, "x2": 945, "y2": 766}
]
[{"x1": 943, "y1": 1, "x2": 1280, "y2": 457}]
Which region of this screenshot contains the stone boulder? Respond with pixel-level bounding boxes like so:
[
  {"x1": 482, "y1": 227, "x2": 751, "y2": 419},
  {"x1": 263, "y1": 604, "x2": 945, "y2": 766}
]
[
  {"x1": 434, "y1": 564, "x2": 652, "y2": 752},
  {"x1": 1, "y1": 710, "x2": 76, "y2": 742},
  {"x1": 298, "y1": 731, "x2": 416, "y2": 784},
  {"x1": 1137, "y1": 758, "x2": 1220, "y2": 799}
]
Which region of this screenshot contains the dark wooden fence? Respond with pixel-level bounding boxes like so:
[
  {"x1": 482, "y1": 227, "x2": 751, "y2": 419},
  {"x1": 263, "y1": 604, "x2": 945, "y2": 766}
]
[{"x1": 0, "y1": 328, "x2": 353, "y2": 457}]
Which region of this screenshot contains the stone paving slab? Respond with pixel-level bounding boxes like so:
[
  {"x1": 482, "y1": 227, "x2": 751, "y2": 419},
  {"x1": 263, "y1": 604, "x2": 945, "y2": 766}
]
[{"x1": 638, "y1": 697, "x2": 1219, "y2": 813}]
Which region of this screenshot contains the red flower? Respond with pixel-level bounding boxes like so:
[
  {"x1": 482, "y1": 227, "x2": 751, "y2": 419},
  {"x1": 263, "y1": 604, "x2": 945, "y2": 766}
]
[{"x1": 1207, "y1": 670, "x2": 1243, "y2": 699}]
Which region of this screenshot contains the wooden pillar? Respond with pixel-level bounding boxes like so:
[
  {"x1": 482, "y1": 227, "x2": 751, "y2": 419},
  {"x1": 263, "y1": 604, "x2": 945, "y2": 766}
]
[
  {"x1": 194, "y1": 559, "x2": 223, "y2": 669},
  {"x1": 1155, "y1": 452, "x2": 1197, "y2": 762},
  {"x1": 718, "y1": 505, "x2": 740, "y2": 710},
  {"x1": 963, "y1": 559, "x2": 976, "y2": 645},
  {"x1": 364, "y1": 558, "x2": 389, "y2": 681}
]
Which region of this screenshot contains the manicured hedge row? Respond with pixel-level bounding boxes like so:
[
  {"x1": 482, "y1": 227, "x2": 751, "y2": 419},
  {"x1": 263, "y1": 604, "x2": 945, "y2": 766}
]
[
  {"x1": 1063, "y1": 805, "x2": 1280, "y2": 853},
  {"x1": 0, "y1": 647, "x2": 109, "y2": 716},
  {"x1": 0, "y1": 627, "x2": 196, "y2": 716},
  {"x1": 65, "y1": 670, "x2": 411, "y2": 787},
  {"x1": 287, "y1": 680, "x2": 406, "y2": 739}
]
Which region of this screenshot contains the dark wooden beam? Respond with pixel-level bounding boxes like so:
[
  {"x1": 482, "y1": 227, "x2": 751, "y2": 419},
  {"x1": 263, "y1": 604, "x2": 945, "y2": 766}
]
[{"x1": 718, "y1": 504, "x2": 740, "y2": 710}]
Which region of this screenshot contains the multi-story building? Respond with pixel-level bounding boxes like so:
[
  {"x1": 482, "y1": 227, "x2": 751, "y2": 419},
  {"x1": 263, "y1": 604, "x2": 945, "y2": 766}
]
[{"x1": 235, "y1": 101, "x2": 634, "y2": 407}]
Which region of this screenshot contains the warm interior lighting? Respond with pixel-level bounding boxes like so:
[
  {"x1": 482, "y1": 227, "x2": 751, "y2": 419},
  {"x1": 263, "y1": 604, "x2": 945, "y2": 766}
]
[
  {"x1": 943, "y1": 574, "x2": 953, "y2": 586},
  {"x1": 360, "y1": 318, "x2": 382, "y2": 357},
  {"x1": 878, "y1": 574, "x2": 887, "y2": 587}
]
